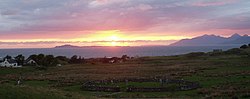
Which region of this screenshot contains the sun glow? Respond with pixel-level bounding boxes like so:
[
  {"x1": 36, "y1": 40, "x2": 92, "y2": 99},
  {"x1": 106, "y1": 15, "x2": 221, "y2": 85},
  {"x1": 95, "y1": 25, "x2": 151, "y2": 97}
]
[
  {"x1": 110, "y1": 35, "x2": 119, "y2": 41},
  {"x1": 108, "y1": 35, "x2": 121, "y2": 46},
  {"x1": 69, "y1": 30, "x2": 191, "y2": 47},
  {"x1": 87, "y1": 30, "x2": 128, "y2": 46},
  {"x1": 111, "y1": 41, "x2": 117, "y2": 46}
]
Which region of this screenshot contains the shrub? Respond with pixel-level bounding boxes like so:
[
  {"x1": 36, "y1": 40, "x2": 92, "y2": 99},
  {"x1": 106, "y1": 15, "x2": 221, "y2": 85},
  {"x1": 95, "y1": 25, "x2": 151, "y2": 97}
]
[
  {"x1": 15, "y1": 54, "x2": 25, "y2": 66},
  {"x1": 27, "y1": 54, "x2": 60, "y2": 67},
  {"x1": 185, "y1": 52, "x2": 206, "y2": 57},
  {"x1": 69, "y1": 55, "x2": 85, "y2": 64},
  {"x1": 224, "y1": 48, "x2": 241, "y2": 54},
  {"x1": 224, "y1": 48, "x2": 248, "y2": 55},
  {"x1": 240, "y1": 44, "x2": 248, "y2": 49},
  {"x1": 56, "y1": 56, "x2": 69, "y2": 62},
  {"x1": 208, "y1": 52, "x2": 223, "y2": 56}
]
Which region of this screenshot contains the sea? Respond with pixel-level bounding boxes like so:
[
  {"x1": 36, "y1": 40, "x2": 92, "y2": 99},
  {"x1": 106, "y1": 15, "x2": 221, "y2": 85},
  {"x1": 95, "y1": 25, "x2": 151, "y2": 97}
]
[{"x1": 0, "y1": 46, "x2": 240, "y2": 58}]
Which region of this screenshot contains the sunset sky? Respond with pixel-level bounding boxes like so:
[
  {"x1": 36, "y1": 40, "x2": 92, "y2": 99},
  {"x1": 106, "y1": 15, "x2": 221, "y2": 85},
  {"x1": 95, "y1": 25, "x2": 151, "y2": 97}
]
[{"x1": 1, "y1": 0, "x2": 250, "y2": 48}]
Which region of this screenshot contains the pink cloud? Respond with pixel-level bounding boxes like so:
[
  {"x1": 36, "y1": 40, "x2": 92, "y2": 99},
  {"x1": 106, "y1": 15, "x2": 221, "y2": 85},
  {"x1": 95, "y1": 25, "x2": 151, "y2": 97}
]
[
  {"x1": 192, "y1": 0, "x2": 238, "y2": 7},
  {"x1": 1, "y1": 0, "x2": 250, "y2": 45}
]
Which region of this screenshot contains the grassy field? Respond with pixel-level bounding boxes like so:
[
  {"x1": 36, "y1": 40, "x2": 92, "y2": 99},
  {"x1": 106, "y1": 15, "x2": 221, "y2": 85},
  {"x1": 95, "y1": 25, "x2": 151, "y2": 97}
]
[{"x1": 0, "y1": 47, "x2": 250, "y2": 98}]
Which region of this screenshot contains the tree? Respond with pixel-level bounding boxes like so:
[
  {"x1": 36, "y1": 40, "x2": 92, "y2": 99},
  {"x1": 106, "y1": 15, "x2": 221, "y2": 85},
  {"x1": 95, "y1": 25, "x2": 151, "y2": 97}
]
[
  {"x1": 79, "y1": 56, "x2": 85, "y2": 64},
  {"x1": 28, "y1": 54, "x2": 60, "y2": 67},
  {"x1": 240, "y1": 44, "x2": 248, "y2": 49},
  {"x1": 44, "y1": 55, "x2": 57, "y2": 66},
  {"x1": 28, "y1": 54, "x2": 38, "y2": 60},
  {"x1": 121, "y1": 55, "x2": 129, "y2": 60},
  {"x1": 69, "y1": 55, "x2": 84, "y2": 64},
  {"x1": 56, "y1": 56, "x2": 69, "y2": 62},
  {"x1": 15, "y1": 54, "x2": 25, "y2": 66},
  {"x1": 37, "y1": 54, "x2": 45, "y2": 65},
  {"x1": 69, "y1": 55, "x2": 78, "y2": 64},
  {"x1": 4, "y1": 55, "x2": 12, "y2": 60}
]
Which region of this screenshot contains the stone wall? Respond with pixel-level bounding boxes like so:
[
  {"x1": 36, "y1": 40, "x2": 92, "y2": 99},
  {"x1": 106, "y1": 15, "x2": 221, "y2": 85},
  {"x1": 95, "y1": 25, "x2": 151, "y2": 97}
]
[{"x1": 82, "y1": 78, "x2": 200, "y2": 92}]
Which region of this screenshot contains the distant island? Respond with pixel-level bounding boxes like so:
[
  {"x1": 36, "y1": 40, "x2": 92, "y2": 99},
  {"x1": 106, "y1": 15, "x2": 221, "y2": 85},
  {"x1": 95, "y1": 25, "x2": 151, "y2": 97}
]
[
  {"x1": 54, "y1": 44, "x2": 83, "y2": 48},
  {"x1": 54, "y1": 45, "x2": 103, "y2": 48},
  {"x1": 54, "y1": 44, "x2": 130, "y2": 48},
  {"x1": 170, "y1": 33, "x2": 250, "y2": 46}
]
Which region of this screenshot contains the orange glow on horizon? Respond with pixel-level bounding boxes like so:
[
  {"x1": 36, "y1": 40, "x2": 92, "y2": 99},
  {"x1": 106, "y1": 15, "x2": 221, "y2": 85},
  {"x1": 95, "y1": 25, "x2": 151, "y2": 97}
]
[
  {"x1": 73, "y1": 30, "x2": 191, "y2": 41},
  {"x1": 0, "y1": 30, "x2": 191, "y2": 47}
]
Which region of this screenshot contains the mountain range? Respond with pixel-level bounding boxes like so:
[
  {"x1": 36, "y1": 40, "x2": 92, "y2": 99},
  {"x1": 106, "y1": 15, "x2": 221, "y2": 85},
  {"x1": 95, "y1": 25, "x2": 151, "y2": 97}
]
[{"x1": 170, "y1": 33, "x2": 250, "y2": 46}]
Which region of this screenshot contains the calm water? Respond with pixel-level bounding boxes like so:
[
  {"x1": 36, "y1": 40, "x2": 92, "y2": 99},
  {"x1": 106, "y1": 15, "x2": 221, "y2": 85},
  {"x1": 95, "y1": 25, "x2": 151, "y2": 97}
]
[{"x1": 0, "y1": 46, "x2": 239, "y2": 58}]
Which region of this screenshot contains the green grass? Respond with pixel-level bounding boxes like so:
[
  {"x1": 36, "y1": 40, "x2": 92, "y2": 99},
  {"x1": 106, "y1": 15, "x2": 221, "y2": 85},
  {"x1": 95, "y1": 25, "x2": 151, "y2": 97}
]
[
  {"x1": 24, "y1": 80, "x2": 51, "y2": 87},
  {"x1": 0, "y1": 81, "x2": 97, "y2": 99},
  {"x1": 0, "y1": 84, "x2": 68, "y2": 99},
  {"x1": 0, "y1": 67, "x2": 35, "y2": 75}
]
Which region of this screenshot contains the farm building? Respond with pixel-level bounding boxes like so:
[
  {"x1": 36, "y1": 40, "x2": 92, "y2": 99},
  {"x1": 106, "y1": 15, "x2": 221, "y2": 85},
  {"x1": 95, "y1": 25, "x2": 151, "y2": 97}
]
[{"x1": 0, "y1": 58, "x2": 21, "y2": 68}]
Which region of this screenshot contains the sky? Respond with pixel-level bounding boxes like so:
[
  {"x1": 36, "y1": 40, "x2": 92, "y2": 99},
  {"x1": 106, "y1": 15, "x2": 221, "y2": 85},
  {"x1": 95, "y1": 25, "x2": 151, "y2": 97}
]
[{"x1": 0, "y1": 0, "x2": 250, "y2": 48}]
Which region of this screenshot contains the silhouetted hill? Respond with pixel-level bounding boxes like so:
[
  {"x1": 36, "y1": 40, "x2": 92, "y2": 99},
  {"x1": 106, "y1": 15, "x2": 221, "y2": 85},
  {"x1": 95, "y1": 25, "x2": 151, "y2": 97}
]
[
  {"x1": 54, "y1": 44, "x2": 82, "y2": 48},
  {"x1": 170, "y1": 33, "x2": 250, "y2": 46}
]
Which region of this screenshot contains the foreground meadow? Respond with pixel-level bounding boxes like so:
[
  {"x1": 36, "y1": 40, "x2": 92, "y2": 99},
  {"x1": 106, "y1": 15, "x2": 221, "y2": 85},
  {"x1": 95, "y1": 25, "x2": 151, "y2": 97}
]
[{"x1": 0, "y1": 47, "x2": 250, "y2": 98}]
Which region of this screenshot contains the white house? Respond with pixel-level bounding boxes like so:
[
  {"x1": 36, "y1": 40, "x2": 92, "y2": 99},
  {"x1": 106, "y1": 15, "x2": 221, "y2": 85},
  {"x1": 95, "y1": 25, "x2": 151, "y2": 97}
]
[{"x1": 0, "y1": 58, "x2": 21, "y2": 68}]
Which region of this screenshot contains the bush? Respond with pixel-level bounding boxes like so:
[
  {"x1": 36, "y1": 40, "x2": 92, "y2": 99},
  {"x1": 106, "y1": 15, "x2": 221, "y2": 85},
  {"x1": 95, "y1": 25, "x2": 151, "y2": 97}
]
[
  {"x1": 185, "y1": 52, "x2": 206, "y2": 57},
  {"x1": 208, "y1": 52, "x2": 223, "y2": 56},
  {"x1": 224, "y1": 48, "x2": 248, "y2": 55},
  {"x1": 224, "y1": 48, "x2": 241, "y2": 54},
  {"x1": 69, "y1": 55, "x2": 85, "y2": 64},
  {"x1": 240, "y1": 44, "x2": 248, "y2": 49},
  {"x1": 15, "y1": 54, "x2": 25, "y2": 66},
  {"x1": 56, "y1": 56, "x2": 69, "y2": 62},
  {"x1": 27, "y1": 54, "x2": 60, "y2": 67}
]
